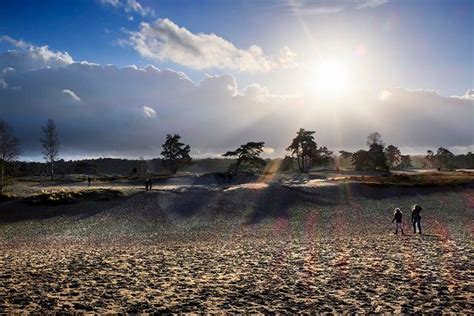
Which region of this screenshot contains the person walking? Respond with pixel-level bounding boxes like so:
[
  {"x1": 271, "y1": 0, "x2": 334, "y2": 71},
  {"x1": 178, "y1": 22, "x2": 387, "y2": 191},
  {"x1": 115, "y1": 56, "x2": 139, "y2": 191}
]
[
  {"x1": 87, "y1": 177, "x2": 92, "y2": 187},
  {"x1": 145, "y1": 179, "x2": 149, "y2": 191},
  {"x1": 411, "y1": 204, "x2": 422, "y2": 234},
  {"x1": 392, "y1": 208, "x2": 405, "y2": 235}
]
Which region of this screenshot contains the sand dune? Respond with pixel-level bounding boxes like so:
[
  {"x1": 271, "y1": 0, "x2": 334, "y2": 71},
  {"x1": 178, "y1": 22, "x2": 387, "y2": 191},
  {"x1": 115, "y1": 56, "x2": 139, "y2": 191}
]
[{"x1": 0, "y1": 180, "x2": 473, "y2": 312}]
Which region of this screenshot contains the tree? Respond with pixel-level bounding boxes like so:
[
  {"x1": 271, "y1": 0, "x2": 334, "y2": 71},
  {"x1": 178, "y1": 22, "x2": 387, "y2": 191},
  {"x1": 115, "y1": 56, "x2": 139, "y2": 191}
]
[
  {"x1": 223, "y1": 141, "x2": 265, "y2": 173},
  {"x1": 73, "y1": 162, "x2": 99, "y2": 175},
  {"x1": 366, "y1": 132, "x2": 384, "y2": 147},
  {"x1": 339, "y1": 151, "x2": 353, "y2": 160},
  {"x1": 436, "y1": 147, "x2": 455, "y2": 170},
  {"x1": 453, "y1": 152, "x2": 474, "y2": 169},
  {"x1": 366, "y1": 132, "x2": 388, "y2": 171},
  {"x1": 0, "y1": 119, "x2": 20, "y2": 193},
  {"x1": 399, "y1": 155, "x2": 412, "y2": 169},
  {"x1": 286, "y1": 128, "x2": 332, "y2": 173},
  {"x1": 41, "y1": 119, "x2": 60, "y2": 180},
  {"x1": 385, "y1": 145, "x2": 401, "y2": 169},
  {"x1": 352, "y1": 149, "x2": 370, "y2": 171},
  {"x1": 279, "y1": 155, "x2": 295, "y2": 172},
  {"x1": 426, "y1": 150, "x2": 438, "y2": 168},
  {"x1": 338, "y1": 150, "x2": 353, "y2": 169},
  {"x1": 313, "y1": 146, "x2": 334, "y2": 167},
  {"x1": 161, "y1": 134, "x2": 192, "y2": 174},
  {"x1": 368, "y1": 143, "x2": 389, "y2": 171}
]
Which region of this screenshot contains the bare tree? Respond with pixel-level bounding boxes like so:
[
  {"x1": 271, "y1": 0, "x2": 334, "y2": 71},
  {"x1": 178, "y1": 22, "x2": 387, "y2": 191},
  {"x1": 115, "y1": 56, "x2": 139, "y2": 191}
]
[
  {"x1": 0, "y1": 119, "x2": 20, "y2": 193},
  {"x1": 41, "y1": 119, "x2": 60, "y2": 181}
]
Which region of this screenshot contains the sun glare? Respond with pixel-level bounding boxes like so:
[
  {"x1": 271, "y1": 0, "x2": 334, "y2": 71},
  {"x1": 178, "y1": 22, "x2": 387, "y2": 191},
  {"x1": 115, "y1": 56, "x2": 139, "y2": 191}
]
[{"x1": 310, "y1": 60, "x2": 350, "y2": 98}]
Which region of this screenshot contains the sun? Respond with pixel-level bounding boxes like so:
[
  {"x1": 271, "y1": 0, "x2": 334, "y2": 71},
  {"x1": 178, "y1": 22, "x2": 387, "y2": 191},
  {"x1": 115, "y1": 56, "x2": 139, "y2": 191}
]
[{"x1": 310, "y1": 60, "x2": 350, "y2": 98}]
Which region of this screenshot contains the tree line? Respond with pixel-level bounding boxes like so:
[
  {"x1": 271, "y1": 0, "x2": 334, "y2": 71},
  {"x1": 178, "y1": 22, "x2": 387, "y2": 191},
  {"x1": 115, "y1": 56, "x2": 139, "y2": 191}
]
[
  {"x1": 1, "y1": 117, "x2": 473, "y2": 192},
  {"x1": 338, "y1": 132, "x2": 410, "y2": 171}
]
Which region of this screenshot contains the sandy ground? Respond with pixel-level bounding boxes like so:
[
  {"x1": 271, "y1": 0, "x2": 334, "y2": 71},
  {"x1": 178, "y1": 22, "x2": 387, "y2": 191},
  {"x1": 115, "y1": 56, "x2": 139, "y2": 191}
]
[{"x1": 0, "y1": 179, "x2": 473, "y2": 313}]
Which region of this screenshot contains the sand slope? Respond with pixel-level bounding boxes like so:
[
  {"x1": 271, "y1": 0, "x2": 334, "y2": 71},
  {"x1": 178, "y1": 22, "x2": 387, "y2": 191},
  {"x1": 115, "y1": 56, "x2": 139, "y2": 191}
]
[{"x1": 0, "y1": 181, "x2": 473, "y2": 312}]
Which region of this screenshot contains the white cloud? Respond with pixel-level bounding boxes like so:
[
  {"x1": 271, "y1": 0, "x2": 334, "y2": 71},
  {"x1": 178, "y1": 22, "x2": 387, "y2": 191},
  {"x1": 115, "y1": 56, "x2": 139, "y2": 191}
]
[
  {"x1": 0, "y1": 78, "x2": 7, "y2": 89},
  {"x1": 451, "y1": 89, "x2": 474, "y2": 101},
  {"x1": 378, "y1": 89, "x2": 392, "y2": 101},
  {"x1": 99, "y1": 0, "x2": 154, "y2": 17},
  {"x1": 448, "y1": 145, "x2": 474, "y2": 154},
  {"x1": 143, "y1": 106, "x2": 157, "y2": 118},
  {"x1": 242, "y1": 84, "x2": 270, "y2": 102},
  {"x1": 290, "y1": 5, "x2": 345, "y2": 15},
  {"x1": 278, "y1": 46, "x2": 298, "y2": 68},
  {"x1": 125, "y1": 0, "x2": 154, "y2": 17},
  {"x1": 0, "y1": 36, "x2": 73, "y2": 73},
  {"x1": 62, "y1": 89, "x2": 81, "y2": 102},
  {"x1": 279, "y1": 0, "x2": 389, "y2": 15},
  {"x1": 2, "y1": 67, "x2": 15, "y2": 74},
  {"x1": 356, "y1": 0, "x2": 388, "y2": 9},
  {"x1": 0, "y1": 36, "x2": 29, "y2": 49},
  {"x1": 129, "y1": 18, "x2": 297, "y2": 72},
  {"x1": 100, "y1": 0, "x2": 120, "y2": 7},
  {"x1": 262, "y1": 147, "x2": 275, "y2": 154}
]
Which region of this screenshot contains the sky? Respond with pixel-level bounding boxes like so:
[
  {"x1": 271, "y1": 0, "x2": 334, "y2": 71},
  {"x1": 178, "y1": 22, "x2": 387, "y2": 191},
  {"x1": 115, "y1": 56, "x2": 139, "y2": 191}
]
[{"x1": 0, "y1": 0, "x2": 473, "y2": 160}]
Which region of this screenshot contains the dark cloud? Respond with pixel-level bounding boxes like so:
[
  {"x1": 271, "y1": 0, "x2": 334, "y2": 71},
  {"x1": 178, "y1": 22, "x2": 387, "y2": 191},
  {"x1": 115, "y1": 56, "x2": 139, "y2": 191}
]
[{"x1": 0, "y1": 40, "x2": 472, "y2": 159}]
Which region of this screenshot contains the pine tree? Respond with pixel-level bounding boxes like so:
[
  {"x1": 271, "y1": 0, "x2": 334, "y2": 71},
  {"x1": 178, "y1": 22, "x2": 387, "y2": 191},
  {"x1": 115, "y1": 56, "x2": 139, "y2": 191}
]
[
  {"x1": 161, "y1": 134, "x2": 192, "y2": 174},
  {"x1": 223, "y1": 142, "x2": 265, "y2": 173}
]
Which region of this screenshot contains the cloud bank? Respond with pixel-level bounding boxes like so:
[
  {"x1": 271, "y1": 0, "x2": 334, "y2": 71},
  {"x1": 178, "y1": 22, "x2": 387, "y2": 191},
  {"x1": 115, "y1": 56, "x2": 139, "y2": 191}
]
[
  {"x1": 129, "y1": 18, "x2": 297, "y2": 72},
  {"x1": 0, "y1": 36, "x2": 73, "y2": 73},
  {"x1": 0, "y1": 37, "x2": 472, "y2": 159}
]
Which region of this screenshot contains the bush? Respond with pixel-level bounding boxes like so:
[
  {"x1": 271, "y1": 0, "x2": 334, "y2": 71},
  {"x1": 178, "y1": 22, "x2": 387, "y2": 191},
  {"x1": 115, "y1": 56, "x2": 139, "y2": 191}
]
[
  {"x1": 25, "y1": 191, "x2": 78, "y2": 205},
  {"x1": 24, "y1": 189, "x2": 125, "y2": 205}
]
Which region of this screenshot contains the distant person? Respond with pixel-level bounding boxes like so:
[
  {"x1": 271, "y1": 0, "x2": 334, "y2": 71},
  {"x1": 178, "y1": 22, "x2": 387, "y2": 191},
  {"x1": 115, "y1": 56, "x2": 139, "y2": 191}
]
[
  {"x1": 145, "y1": 179, "x2": 149, "y2": 191},
  {"x1": 411, "y1": 204, "x2": 422, "y2": 234},
  {"x1": 392, "y1": 208, "x2": 405, "y2": 235},
  {"x1": 87, "y1": 177, "x2": 92, "y2": 187},
  {"x1": 148, "y1": 179, "x2": 153, "y2": 190}
]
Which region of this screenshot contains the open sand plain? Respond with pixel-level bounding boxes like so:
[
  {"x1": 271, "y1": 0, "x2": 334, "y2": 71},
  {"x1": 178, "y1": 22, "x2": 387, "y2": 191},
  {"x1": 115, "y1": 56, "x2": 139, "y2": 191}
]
[{"x1": 1, "y1": 174, "x2": 473, "y2": 313}]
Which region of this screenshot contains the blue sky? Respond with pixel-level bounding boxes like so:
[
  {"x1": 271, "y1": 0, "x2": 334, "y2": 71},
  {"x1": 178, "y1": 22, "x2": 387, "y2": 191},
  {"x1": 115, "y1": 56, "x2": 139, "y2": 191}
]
[
  {"x1": 0, "y1": 0, "x2": 473, "y2": 159},
  {"x1": 0, "y1": 0, "x2": 472, "y2": 95}
]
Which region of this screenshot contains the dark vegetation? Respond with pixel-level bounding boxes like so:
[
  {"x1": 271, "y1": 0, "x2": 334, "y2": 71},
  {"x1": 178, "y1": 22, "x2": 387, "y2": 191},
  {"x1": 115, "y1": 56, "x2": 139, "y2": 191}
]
[
  {"x1": 337, "y1": 172, "x2": 474, "y2": 187},
  {"x1": 223, "y1": 141, "x2": 266, "y2": 172},
  {"x1": 286, "y1": 128, "x2": 333, "y2": 173},
  {"x1": 0, "y1": 115, "x2": 473, "y2": 196},
  {"x1": 23, "y1": 188, "x2": 125, "y2": 205},
  {"x1": 161, "y1": 134, "x2": 192, "y2": 174},
  {"x1": 0, "y1": 119, "x2": 20, "y2": 193}
]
